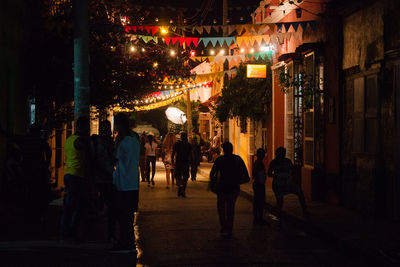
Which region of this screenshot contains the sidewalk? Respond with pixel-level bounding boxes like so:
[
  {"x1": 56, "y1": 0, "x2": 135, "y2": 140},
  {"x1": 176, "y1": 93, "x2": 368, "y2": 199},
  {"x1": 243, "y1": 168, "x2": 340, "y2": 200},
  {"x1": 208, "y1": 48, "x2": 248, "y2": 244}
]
[{"x1": 197, "y1": 162, "x2": 400, "y2": 266}]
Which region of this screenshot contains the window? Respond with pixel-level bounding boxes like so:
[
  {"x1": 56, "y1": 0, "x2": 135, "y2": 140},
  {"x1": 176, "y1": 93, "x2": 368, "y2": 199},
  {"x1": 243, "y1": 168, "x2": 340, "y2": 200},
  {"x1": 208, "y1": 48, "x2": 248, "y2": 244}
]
[
  {"x1": 285, "y1": 63, "x2": 294, "y2": 161},
  {"x1": 303, "y1": 52, "x2": 315, "y2": 167},
  {"x1": 353, "y1": 74, "x2": 379, "y2": 154}
]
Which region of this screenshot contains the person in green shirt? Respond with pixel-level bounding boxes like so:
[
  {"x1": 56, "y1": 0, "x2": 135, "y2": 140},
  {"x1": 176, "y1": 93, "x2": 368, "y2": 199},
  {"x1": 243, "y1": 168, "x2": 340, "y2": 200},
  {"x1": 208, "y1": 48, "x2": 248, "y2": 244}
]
[{"x1": 60, "y1": 116, "x2": 90, "y2": 242}]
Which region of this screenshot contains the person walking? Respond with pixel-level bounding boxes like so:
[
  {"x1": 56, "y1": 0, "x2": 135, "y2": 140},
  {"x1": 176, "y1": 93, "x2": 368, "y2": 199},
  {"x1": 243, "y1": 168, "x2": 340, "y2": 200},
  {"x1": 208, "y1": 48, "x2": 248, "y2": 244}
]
[
  {"x1": 60, "y1": 116, "x2": 90, "y2": 242},
  {"x1": 112, "y1": 113, "x2": 140, "y2": 253},
  {"x1": 139, "y1": 134, "x2": 147, "y2": 182},
  {"x1": 162, "y1": 132, "x2": 176, "y2": 189},
  {"x1": 252, "y1": 148, "x2": 268, "y2": 225},
  {"x1": 145, "y1": 135, "x2": 158, "y2": 186},
  {"x1": 90, "y1": 120, "x2": 116, "y2": 241},
  {"x1": 267, "y1": 147, "x2": 310, "y2": 228},
  {"x1": 190, "y1": 137, "x2": 201, "y2": 181},
  {"x1": 172, "y1": 132, "x2": 192, "y2": 197},
  {"x1": 209, "y1": 142, "x2": 249, "y2": 238}
]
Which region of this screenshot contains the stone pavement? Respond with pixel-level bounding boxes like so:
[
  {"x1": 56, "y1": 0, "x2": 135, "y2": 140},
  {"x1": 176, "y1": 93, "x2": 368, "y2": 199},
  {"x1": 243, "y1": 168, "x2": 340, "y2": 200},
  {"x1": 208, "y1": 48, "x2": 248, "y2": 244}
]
[
  {"x1": 197, "y1": 162, "x2": 400, "y2": 266},
  {"x1": 136, "y1": 162, "x2": 363, "y2": 266}
]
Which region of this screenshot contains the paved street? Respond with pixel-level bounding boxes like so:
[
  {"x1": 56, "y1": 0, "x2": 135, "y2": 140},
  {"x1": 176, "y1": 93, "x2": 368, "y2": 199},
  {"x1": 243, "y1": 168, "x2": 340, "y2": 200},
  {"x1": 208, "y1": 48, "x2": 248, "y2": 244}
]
[
  {"x1": 136, "y1": 161, "x2": 365, "y2": 266},
  {"x1": 0, "y1": 160, "x2": 371, "y2": 266}
]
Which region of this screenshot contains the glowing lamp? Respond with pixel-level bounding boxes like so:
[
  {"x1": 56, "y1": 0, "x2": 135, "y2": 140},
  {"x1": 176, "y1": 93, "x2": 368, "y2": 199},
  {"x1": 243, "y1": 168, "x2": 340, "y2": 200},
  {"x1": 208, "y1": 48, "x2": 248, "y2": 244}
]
[{"x1": 165, "y1": 107, "x2": 187, "y2": 125}]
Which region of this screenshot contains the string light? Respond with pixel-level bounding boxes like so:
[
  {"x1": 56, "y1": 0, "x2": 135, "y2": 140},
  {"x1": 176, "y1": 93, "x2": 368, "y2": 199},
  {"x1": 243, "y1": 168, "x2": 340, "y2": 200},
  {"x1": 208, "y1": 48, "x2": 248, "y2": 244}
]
[
  {"x1": 219, "y1": 49, "x2": 225, "y2": 55},
  {"x1": 240, "y1": 48, "x2": 245, "y2": 53},
  {"x1": 141, "y1": 48, "x2": 145, "y2": 52},
  {"x1": 250, "y1": 48, "x2": 255, "y2": 53},
  {"x1": 130, "y1": 46, "x2": 135, "y2": 52},
  {"x1": 161, "y1": 27, "x2": 168, "y2": 34},
  {"x1": 210, "y1": 49, "x2": 215, "y2": 55},
  {"x1": 170, "y1": 50, "x2": 176, "y2": 56}
]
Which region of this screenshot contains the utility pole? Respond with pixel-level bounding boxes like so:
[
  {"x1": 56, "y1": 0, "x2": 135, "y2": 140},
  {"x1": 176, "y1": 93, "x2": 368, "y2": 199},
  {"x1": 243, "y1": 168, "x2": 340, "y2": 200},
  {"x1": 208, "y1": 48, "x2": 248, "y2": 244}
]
[
  {"x1": 73, "y1": 0, "x2": 90, "y2": 123},
  {"x1": 178, "y1": 10, "x2": 192, "y2": 138},
  {"x1": 222, "y1": 0, "x2": 228, "y2": 36},
  {"x1": 222, "y1": 0, "x2": 229, "y2": 142}
]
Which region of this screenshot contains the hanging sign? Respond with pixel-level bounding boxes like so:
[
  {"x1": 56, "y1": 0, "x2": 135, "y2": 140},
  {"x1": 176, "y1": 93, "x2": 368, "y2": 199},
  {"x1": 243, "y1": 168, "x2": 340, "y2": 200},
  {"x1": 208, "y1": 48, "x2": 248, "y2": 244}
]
[{"x1": 246, "y1": 64, "x2": 266, "y2": 78}]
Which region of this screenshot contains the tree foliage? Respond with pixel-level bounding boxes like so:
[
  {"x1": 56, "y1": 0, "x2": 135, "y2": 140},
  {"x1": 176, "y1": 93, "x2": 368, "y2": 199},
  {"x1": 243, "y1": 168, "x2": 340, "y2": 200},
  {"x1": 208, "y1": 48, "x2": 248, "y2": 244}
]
[
  {"x1": 215, "y1": 63, "x2": 272, "y2": 124},
  {"x1": 32, "y1": 0, "x2": 191, "y2": 128}
]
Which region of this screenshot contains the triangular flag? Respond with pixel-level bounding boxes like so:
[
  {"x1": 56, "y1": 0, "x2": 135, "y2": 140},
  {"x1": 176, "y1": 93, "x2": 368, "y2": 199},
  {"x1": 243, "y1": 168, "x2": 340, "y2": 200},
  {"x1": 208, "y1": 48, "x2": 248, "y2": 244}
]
[
  {"x1": 170, "y1": 26, "x2": 177, "y2": 32},
  {"x1": 200, "y1": 38, "x2": 211, "y2": 47},
  {"x1": 291, "y1": 22, "x2": 300, "y2": 32},
  {"x1": 171, "y1": 37, "x2": 179, "y2": 45},
  {"x1": 253, "y1": 36, "x2": 263, "y2": 46},
  {"x1": 191, "y1": 38, "x2": 199, "y2": 47},
  {"x1": 124, "y1": 26, "x2": 130, "y2": 32},
  {"x1": 253, "y1": 24, "x2": 263, "y2": 32},
  {"x1": 195, "y1": 26, "x2": 203, "y2": 34},
  {"x1": 203, "y1": 26, "x2": 211, "y2": 34},
  {"x1": 151, "y1": 26, "x2": 159, "y2": 35},
  {"x1": 267, "y1": 23, "x2": 275, "y2": 32},
  {"x1": 236, "y1": 25, "x2": 245, "y2": 35},
  {"x1": 276, "y1": 23, "x2": 283, "y2": 32},
  {"x1": 228, "y1": 25, "x2": 236, "y2": 35},
  {"x1": 153, "y1": 36, "x2": 158, "y2": 43},
  {"x1": 164, "y1": 37, "x2": 171, "y2": 46},
  {"x1": 300, "y1": 22, "x2": 308, "y2": 31},
  {"x1": 179, "y1": 37, "x2": 185, "y2": 46},
  {"x1": 309, "y1": 21, "x2": 317, "y2": 31},
  {"x1": 237, "y1": 36, "x2": 246, "y2": 47},
  {"x1": 244, "y1": 24, "x2": 253, "y2": 33},
  {"x1": 132, "y1": 26, "x2": 137, "y2": 32},
  {"x1": 144, "y1": 26, "x2": 152, "y2": 34},
  {"x1": 210, "y1": 38, "x2": 218, "y2": 47},
  {"x1": 212, "y1": 25, "x2": 220, "y2": 33},
  {"x1": 283, "y1": 23, "x2": 291, "y2": 32},
  {"x1": 138, "y1": 26, "x2": 144, "y2": 31}
]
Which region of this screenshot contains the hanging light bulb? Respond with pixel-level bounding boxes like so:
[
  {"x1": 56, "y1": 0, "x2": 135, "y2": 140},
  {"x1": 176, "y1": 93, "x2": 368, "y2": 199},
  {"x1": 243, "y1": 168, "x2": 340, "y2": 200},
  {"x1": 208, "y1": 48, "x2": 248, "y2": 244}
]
[
  {"x1": 240, "y1": 48, "x2": 245, "y2": 53},
  {"x1": 161, "y1": 27, "x2": 168, "y2": 34},
  {"x1": 219, "y1": 49, "x2": 225, "y2": 55},
  {"x1": 170, "y1": 19, "x2": 173, "y2": 24},
  {"x1": 190, "y1": 51, "x2": 196, "y2": 57},
  {"x1": 130, "y1": 46, "x2": 135, "y2": 52},
  {"x1": 141, "y1": 48, "x2": 145, "y2": 52},
  {"x1": 153, "y1": 62, "x2": 158, "y2": 68},
  {"x1": 155, "y1": 18, "x2": 159, "y2": 22},
  {"x1": 210, "y1": 49, "x2": 215, "y2": 55},
  {"x1": 170, "y1": 50, "x2": 176, "y2": 56},
  {"x1": 250, "y1": 48, "x2": 255, "y2": 53}
]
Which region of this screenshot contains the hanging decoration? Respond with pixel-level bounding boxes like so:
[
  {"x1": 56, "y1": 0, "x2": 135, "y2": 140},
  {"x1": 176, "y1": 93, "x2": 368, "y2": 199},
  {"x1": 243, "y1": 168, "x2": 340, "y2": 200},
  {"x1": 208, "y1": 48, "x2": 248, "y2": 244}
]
[{"x1": 123, "y1": 21, "x2": 316, "y2": 36}]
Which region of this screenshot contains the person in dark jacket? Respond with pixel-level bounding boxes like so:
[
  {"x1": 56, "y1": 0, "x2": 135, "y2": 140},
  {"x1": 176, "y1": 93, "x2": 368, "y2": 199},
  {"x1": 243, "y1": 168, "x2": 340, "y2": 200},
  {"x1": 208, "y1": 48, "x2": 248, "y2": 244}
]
[
  {"x1": 268, "y1": 147, "x2": 310, "y2": 227},
  {"x1": 190, "y1": 137, "x2": 201, "y2": 181},
  {"x1": 252, "y1": 148, "x2": 268, "y2": 225},
  {"x1": 172, "y1": 132, "x2": 192, "y2": 197},
  {"x1": 90, "y1": 120, "x2": 115, "y2": 240},
  {"x1": 209, "y1": 142, "x2": 249, "y2": 238}
]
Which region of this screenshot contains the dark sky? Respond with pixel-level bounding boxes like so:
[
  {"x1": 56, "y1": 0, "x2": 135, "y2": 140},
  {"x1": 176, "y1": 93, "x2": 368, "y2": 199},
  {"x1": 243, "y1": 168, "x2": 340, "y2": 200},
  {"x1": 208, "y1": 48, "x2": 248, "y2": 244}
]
[{"x1": 134, "y1": 0, "x2": 261, "y2": 25}]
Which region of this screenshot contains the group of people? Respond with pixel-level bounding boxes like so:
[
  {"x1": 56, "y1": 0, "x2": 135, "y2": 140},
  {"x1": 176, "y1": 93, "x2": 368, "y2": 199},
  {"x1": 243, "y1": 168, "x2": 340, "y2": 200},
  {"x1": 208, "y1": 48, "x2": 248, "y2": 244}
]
[
  {"x1": 139, "y1": 131, "x2": 201, "y2": 196},
  {"x1": 210, "y1": 142, "x2": 310, "y2": 238},
  {"x1": 61, "y1": 114, "x2": 140, "y2": 252},
  {"x1": 61, "y1": 116, "x2": 203, "y2": 252}
]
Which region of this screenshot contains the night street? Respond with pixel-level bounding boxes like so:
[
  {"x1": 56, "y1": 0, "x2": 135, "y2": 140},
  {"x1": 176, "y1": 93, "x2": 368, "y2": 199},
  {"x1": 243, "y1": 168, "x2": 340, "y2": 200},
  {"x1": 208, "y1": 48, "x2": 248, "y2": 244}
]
[
  {"x1": 136, "y1": 163, "x2": 364, "y2": 266},
  {"x1": 2, "y1": 0, "x2": 400, "y2": 266},
  {"x1": 0, "y1": 161, "x2": 368, "y2": 266}
]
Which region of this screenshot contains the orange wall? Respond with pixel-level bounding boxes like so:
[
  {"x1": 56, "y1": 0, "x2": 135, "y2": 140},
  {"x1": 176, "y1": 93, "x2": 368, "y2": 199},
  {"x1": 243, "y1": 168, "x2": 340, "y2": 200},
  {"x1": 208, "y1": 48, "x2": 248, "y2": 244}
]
[{"x1": 272, "y1": 69, "x2": 285, "y2": 156}]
